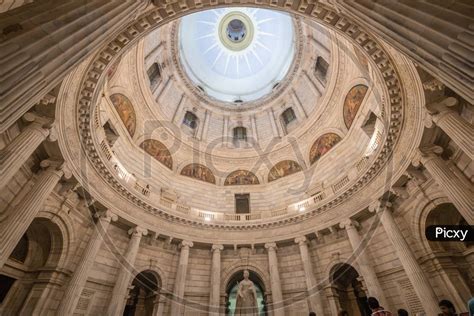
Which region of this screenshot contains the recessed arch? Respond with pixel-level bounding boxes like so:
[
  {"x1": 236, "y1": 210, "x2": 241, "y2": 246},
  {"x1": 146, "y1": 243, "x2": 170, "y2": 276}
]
[
  {"x1": 343, "y1": 84, "x2": 368, "y2": 129},
  {"x1": 124, "y1": 269, "x2": 161, "y2": 316},
  {"x1": 180, "y1": 163, "x2": 216, "y2": 184},
  {"x1": 309, "y1": 132, "x2": 342, "y2": 165},
  {"x1": 268, "y1": 160, "x2": 302, "y2": 182},
  {"x1": 330, "y1": 262, "x2": 371, "y2": 315},
  {"x1": 140, "y1": 139, "x2": 173, "y2": 170},
  {"x1": 110, "y1": 93, "x2": 137, "y2": 137},
  {"x1": 224, "y1": 170, "x2": 259, "y2": 185}
]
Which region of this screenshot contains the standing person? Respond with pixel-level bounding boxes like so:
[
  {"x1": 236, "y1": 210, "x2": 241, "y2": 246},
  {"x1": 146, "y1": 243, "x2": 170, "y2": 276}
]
[
  {"x1": 438, "y1": 300, "x2": 457, "y2": 316},
  {"x1": 368, "y1": 297, "x2": 392, "y2": 316}
]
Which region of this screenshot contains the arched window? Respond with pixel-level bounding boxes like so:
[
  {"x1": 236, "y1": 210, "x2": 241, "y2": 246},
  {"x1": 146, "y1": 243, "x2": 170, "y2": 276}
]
[
  {"x1": 314, "y1": 56, "x2": 329, "y2": 81},
  {"x1": 182, "y1": 111, "x2": 198, "y2": 129},
  {"x1": 233, "y1": 126, "x2": 247, "y2": 142},
  {"x1": 281, "y1": 108, "x2": 296, "y2": 126},
  {"x1": 147, "y1": 62, "x2": 161, "y2": 89}
]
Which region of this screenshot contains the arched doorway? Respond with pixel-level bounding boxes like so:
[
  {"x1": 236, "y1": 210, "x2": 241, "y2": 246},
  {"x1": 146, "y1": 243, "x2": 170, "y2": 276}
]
[
  {"x1": 225, "y1": 269, "x2": 267, "y2": 315},
  {"x1": 424, "y1": 203, "x2": 473, "y2": 309},
  {"x1": 331, "y1": 263, "x2": 370, "y2": 316},
  {"x1": 123, "y1": 270, "x2": 160, "y2": 316},
  {"x1": 0, "y1": 218, "x2": 64, "y2": 315}
]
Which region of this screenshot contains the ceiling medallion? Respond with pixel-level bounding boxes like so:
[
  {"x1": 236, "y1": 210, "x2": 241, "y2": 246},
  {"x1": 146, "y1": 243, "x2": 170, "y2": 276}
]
[{"x1": 219, "y1": 11, "x2": 254, "y2": 51}]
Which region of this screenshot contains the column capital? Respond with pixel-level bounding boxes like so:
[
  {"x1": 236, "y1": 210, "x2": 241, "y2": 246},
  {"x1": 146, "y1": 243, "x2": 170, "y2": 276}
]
[
  {"x1": 390, "y1": 186, "x2": 409, "y2": 199},
  {"x1": 339, "y1": 219, "x2": 359, "y2": 230},
  {"x1": 95, "y1": 209, "x2": 118, "y2": 222},
  {"x1": 425, "y1": 97, "x2": 458, "y2": 114},
  {"x1": 39, "y1": 160, "x2": 72, "y2": 179},
  {"x1": 368, "y1": 199, "x2": 392, "y2": 214},
  {"x1": 211, "y1": 244, "x2": 223, "y2": 252},
  {"x1": 264, "y1": 242, "x2": 277, "y2": 250},
  {"x1": 413, "y1": 145, "x2": 443, "y2": 167},
  {"x1": 128, "y1": 226, "x2": 148, "y2": 237},
  {"x1": 181, "y1": 240, "x2": 194, "y2": 249},
  {"x1": 294, "y1": 236, "x2": 307, "y2": 246}
]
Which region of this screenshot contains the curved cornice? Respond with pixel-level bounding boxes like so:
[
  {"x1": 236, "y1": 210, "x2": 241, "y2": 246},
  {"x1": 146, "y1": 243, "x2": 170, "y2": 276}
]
[{"x1": 56, "y1": 2, "x2": 424, "y2": 244}]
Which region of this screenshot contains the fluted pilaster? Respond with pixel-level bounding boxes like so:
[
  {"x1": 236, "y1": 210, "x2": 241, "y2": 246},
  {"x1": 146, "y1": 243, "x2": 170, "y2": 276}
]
[
  {"x1": 209, "y1": 244, "x2": 223, "y2": 316},
  {"x1": 107, "y1": 226, "x2": 148, "y2": 316},
  {"x1": 340, "y1": 219, "x2": 389, "y2": 310},
  {"x1": 58, "y1": 210, "x2": 117, "y2": 315},
  {"x1": 426, "y1": 97, "x2": 473, "y2": 160},
  {"x1": 294, "y1": 236, "x2": 324, "y2": 315},
  {"x1": 170, "y1": 240, "x2": 193, "y2": 316},
  {"x1": 0, "y1": 113, "x2": 53, "y2": 189},
  {"x1": 339, "y1": 0, "x2": 473, "y2": 103},
  {"x1": 370, "y1": 201, "x2": 439, "y2": 315},
  {"x1": 0, "y1": 0, "x2": 146, "y2": 132},
  {"x1": 265, "y1": 242, "x2": 284, "y2": 316},
  {"x1": 0, "y1": 160, "x2": 66, "y2": 268},
  {"x1": 415, "y1": 146, "x2": 474, "y2": 224}
]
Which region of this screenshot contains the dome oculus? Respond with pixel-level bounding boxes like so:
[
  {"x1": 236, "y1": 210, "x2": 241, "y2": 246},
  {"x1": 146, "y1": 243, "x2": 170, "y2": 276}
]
[{"x1": 179, "y1": 8, "x2": 296, "y2": 103}]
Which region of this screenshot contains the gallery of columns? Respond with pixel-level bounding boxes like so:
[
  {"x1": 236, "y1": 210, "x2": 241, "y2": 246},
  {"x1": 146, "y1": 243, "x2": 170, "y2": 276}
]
[{"x1": 0, "y1": 1, "x2": 472, "y2": 315}]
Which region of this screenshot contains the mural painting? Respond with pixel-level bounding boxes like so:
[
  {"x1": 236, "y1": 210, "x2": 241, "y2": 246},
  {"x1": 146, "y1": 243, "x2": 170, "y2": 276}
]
[
  {"x1": 140, "y1": 139, "x2": 173, "y2": 170},
  {"x1": 181, "y1": 164, "x2": 216, "y2": 184},
  {"x1": 268, "y1": 160, "x2": 302, "y2": 182},
  {"x1": 309, "y1": 133, "x2": 342, "y2": 165},
  {"x1": 343, "y1": 84, "x2": 368, "y2": 129},
  {"x1": 110, "y1": 93, "x2": 137, "y2": 137},
  {"x1": 224, "y1": 170, "x2": 260, "y2": 186}
]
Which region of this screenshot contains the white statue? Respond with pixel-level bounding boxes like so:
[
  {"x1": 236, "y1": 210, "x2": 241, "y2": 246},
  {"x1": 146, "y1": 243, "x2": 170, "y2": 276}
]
[{"x1": 235, "y1": 269, "x2": 258, "y2": 316}]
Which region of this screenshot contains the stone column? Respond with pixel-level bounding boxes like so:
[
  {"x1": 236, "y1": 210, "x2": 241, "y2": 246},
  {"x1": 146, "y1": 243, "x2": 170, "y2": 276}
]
[
  {"x1": 325, "y1": 285, "x2": 341, "y2": 315},
  {"x1": 370, "y1": 201, "x2": 439, "y2": 315},
  {"x1": 415, "y1": 146, "x2": 474, "y2": 224},
  {"x1": 170, "y1": 240, "x2": 193, "y2": 316},
  {"x1": 0, "y1": 0, "x2": 147, "y2": 132},
  {"x1": 209, "y1": 244, "x2": 223, "y2": 316},
  {"x1": 0, "y1": 113, "x2": 54, "y2": 189},
  {"x1": 339, "y1": 219, "x2": 389, "y2": 309},
  {"x1": 264, "y1": 242, "x2": 284, "y2": 316},
  {"x1": 152, "y1": 294, "x2": 166, "y2": 316},
  {"x1": 0, "y1": 160, "x2": 67, "y2": 269},
  {"x1": 338, "y1": 0, "x2": 473, "y2": 103},
  {"x1": 57, "y1": 210, "x2": 118, "y2": 315},
  {"x1": 107, "y1": 226, "x2": 148, "y2": 316},
  {"x1": 425, "y1": 97, "x2": 474, "y2": 160},
  {"x1": 294, "y1": 237, "x2": 324, "y2": 315}
]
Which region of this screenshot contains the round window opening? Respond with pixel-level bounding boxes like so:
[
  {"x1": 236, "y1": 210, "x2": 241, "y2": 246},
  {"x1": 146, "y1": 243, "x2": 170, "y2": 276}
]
[{"x1": 227, "y1": 19, "x2": 246, "y2": 42}]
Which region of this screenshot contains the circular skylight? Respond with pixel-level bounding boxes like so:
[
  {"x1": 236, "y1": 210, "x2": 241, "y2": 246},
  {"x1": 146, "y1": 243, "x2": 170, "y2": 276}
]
[{"x1": 179, "y1": 8, "x2": 295, "y2": 103}]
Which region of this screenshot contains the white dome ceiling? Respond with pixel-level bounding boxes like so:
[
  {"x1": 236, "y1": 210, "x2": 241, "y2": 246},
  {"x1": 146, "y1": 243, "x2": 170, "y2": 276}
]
[{"x1": 179, "y1": 8, "x2": 296, "y2": 103}]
